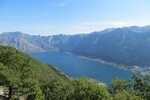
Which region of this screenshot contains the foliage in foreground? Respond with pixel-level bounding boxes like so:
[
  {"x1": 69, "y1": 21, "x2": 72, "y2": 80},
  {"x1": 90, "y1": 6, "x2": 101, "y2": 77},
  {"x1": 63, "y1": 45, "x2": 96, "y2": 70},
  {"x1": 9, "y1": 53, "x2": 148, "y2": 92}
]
[
  {"x1": 110, "y1": 74, "x2": 150, "y2": 100},
  {"x1": 0, "y1": 46, "x2": 149, "y2": 100},
  {"x1": 0, "y1": 45, "x2": 66, "y2": 100}
]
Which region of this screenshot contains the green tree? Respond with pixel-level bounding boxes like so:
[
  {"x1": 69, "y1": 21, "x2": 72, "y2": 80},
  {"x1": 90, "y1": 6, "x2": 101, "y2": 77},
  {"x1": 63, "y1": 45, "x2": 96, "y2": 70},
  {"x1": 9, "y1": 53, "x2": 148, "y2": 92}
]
[
  {"x1": 71, "y1": 78, "x2": 110, "y2": 100},
  {"x1": 0, "y1": 46, "x2": 43, "y2": 100},
  {"x1": 132, "y1": 74, "x2": 150, "y2": 99},
  {"x1": 110, "y1": 78, "x2": 133, "y2": 93},
  {"x1": 41, "y1": 79, "x2": 74, "y2": 100},
  {"x1": 45, "y1": 78, "x2": 111, "y2": 100},
  {"x1": 112, "y1": 90, "x2": 144, "y2": 100}
]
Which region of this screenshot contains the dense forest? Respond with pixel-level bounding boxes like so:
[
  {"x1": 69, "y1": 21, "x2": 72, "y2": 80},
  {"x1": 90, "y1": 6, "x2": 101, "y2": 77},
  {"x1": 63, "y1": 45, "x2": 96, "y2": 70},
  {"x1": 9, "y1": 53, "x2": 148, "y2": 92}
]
[{"x1": 0, "y1": 46, "x2": 150, "y2": 100}]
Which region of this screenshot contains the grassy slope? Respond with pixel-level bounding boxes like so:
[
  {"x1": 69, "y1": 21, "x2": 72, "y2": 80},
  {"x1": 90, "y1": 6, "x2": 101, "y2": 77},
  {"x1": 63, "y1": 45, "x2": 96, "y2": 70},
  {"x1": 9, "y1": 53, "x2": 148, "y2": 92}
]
[
  {"x1": 30, "y1": 57, "x2": 68, "y2": 83},
  {"x1": 0, "y1": 45, "x2": 68, "y2": 84}
]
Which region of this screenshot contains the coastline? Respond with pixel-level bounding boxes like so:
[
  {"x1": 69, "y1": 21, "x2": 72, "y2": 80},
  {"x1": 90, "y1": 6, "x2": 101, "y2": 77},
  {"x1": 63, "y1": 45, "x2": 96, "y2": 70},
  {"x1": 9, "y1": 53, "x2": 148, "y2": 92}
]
[
  {"x1": 78, "y1": 56, "x2": 150, "y2": 75},
  {"x1": 65, "y1": 52, "x2": 150, "y2": 75},
  {"x1": 32, "y1": 51, "x2": 150, "y2": 75}
]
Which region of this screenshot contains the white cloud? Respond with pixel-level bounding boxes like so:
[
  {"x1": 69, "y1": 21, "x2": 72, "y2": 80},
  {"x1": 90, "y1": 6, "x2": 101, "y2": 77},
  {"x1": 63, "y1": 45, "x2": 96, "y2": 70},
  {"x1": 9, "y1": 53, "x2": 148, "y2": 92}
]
[
  {"x1": 47, "y1": 0, "x2": 72, "y2": 7},
  {"x1": 58, "y1": 0, "x2": 73, "y2": 6},
  {"x1": 82, "y1": 21, "x2": 134, "y2": 27},
  {"x1": 67, "y1": 21, "x2": 135, "y2": 34},
  {"x1": 56, "y1": 2, "x2": 67, "y2": 7}
]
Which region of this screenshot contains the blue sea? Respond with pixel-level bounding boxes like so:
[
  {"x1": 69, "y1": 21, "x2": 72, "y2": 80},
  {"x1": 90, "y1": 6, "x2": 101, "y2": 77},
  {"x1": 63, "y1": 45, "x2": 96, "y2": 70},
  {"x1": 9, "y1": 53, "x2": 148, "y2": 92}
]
[{"x1": 29, "y1": 52, "x2": 134, "y2": 85}]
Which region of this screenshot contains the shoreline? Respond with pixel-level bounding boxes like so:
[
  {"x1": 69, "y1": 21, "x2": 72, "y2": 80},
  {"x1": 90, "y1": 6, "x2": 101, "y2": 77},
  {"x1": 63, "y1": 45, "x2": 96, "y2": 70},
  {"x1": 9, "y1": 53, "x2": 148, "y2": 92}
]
[
  {"x1": 31, "y1": 51, "x2": 150, "y2": 75},
  {"x1": 78, "y1": 55, "x2": 150, "y2": 75},
  {"x1": 65, "y1": 52, "x2": 150, "y2": 75}
]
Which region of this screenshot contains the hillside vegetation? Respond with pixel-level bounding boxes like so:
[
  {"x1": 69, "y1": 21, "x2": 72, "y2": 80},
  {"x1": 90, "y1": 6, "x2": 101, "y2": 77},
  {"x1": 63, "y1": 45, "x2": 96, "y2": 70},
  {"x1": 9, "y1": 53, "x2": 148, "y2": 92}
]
[
  {"x1": 0, "y1": 46, "x2": 149, "y2": 100},
  {"x1": 0, "y1": 46, "x2": 67, "y2": 99}
]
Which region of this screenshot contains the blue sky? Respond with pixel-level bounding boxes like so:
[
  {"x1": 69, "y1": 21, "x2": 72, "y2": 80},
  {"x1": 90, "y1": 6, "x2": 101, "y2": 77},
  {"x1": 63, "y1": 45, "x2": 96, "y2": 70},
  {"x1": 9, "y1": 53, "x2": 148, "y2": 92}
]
[{"x1": 0, "y1": 0, "x2": 150, "y2": 35}]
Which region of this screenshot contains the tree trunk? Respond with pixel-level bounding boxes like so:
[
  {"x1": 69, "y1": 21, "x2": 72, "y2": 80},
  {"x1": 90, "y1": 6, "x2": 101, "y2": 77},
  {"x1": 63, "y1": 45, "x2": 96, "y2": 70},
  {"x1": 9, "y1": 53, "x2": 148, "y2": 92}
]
[{"x1": 7, "y1": 86, "x2": 12, "y2": 100}]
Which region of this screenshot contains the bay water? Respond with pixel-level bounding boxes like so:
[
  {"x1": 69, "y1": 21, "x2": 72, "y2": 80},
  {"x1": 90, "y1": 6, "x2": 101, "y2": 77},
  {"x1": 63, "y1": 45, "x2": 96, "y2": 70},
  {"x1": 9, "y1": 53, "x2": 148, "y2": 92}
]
[{"x1": 29, "y1": 52, "x2": 134, "y2": 85}]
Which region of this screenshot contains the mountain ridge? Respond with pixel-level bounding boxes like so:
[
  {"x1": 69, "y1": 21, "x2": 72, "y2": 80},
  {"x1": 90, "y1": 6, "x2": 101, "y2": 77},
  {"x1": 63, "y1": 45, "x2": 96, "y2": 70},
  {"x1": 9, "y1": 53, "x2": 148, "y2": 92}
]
[{"x1": 1, "y1": 25, "x2": 150, "y2": 74}]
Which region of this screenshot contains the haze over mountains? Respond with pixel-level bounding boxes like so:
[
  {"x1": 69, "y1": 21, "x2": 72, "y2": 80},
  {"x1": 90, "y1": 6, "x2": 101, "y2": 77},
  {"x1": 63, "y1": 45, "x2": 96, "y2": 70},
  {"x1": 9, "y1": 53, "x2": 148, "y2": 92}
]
[{"x1": 1, "y1": 25, "x2": 150, "y2": 71}]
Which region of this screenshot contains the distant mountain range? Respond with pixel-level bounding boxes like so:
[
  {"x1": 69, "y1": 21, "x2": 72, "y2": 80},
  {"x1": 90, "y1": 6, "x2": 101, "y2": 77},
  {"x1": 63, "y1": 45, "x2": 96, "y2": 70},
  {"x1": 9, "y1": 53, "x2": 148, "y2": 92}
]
[{"x1": 1, "y1": 25, "x2": 150, "y2": 71}]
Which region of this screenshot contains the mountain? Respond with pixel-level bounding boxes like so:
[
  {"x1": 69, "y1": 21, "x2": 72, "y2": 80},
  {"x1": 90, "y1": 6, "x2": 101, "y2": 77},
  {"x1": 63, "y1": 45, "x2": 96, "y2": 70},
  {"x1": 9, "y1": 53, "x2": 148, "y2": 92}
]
[
  {"x1": 72, "y1": 26, "x2": 150, "y2": 67},
  {"x1": 1, "y1": 25, "x2": 150, "y2": 71},
  {"x1": 0, "y1": 32, "x2": 62, "y2": 52}
]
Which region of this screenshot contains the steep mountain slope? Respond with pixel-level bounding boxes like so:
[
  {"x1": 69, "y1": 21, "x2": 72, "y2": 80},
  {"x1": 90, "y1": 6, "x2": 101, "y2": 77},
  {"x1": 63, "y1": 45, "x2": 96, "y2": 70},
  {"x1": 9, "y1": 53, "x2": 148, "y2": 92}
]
[
  {"x1": 0, "y1": 45, "x2": 67, "y2": 83},
  {"x1": 0, "y1": 45, "x2": 68, "y2": 99},
  {"x1": 0, "y1": 32, "x2": 57, "y2": 52},
  {"x1": 1, "y1": 26, "x2": 150, "y2": 70},
  {"x1": 72, "y1": 27, "x2": 150, "y2": 67}
]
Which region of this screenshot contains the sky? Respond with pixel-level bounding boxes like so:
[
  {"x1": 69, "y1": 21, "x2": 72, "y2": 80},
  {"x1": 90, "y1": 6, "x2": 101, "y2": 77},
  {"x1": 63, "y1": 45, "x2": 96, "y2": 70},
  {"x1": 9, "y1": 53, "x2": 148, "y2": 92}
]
[{"x1": 0, "y1": 0, "x2": 150, "y2": 35}]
